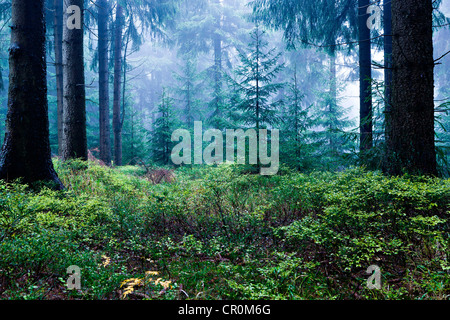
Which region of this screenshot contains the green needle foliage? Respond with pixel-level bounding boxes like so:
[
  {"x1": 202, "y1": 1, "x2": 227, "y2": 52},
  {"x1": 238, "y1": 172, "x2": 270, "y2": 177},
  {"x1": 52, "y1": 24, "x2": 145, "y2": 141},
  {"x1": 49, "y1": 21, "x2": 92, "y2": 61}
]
[
  {"x1": 151, "y1": 89, "x2": 180, "y2": 165},
  {"x1": 232, "y1": 25, "x2": 284, "y2": 131}
]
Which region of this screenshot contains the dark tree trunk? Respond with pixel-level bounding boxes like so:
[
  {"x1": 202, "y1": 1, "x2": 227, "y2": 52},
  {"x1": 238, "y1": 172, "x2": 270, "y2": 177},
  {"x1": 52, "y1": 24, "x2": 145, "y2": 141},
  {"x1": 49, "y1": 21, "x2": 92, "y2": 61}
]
[
  {"x1": 53, "y1": 0, "x2": 64, "y2": 155},
  {"x1": 385, "y1": 0, "x2": 437, "y2": 176},
  {"x1": 383, "y1": 0, "x2": 392, "y2": 146},
  {"x1": 0, "y1": 0, "x2": 63, "y2": 190},
  {"x1": 358, "y1": 0, "x2": 373, "y2": 152},
  {"x1": 62, "y1": 0, "x2": 87, "y2": 161},
  {"x1": 113, "y1": 4, "x2": 124, "y2": 166},
  {"x1": 98, "y1": 0, "x2": 111, "y2": 165}
]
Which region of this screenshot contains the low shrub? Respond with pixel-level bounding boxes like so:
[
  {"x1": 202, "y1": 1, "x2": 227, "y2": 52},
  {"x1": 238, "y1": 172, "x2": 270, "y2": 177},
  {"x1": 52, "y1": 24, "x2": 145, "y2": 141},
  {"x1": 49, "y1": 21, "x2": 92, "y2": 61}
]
[{"x1": 0, "y1": 162, "x2": 448, "y2": 300}]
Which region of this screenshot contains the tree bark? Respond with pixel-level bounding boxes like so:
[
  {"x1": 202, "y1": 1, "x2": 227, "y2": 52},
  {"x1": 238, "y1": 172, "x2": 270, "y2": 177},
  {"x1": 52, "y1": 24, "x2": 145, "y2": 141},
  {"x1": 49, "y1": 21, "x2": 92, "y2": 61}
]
[
  {"x1": 98, "y1": 0, "x2": 111, "y2": 165},
  {"x1": 0, "y1": 0, "x2": 63, "y2": 190},
  {"x1": 62, "y1": 0, "x2": 87, "y2": 161},
  {"x1": 383, "y1": 0, "x2": 392, "y2": 147},
  {"x1": 113, "y1": 4, "x2": 124, "y2": 166},
  {"x1": 54, "y1": 0, "x2": 64, "y2": 155},
  {"x1": 358, "y1": 0, "x2": 373, "y2": 152},
  {"x1": 385, "y1": 0, "x2": 437, "y2": 176}
]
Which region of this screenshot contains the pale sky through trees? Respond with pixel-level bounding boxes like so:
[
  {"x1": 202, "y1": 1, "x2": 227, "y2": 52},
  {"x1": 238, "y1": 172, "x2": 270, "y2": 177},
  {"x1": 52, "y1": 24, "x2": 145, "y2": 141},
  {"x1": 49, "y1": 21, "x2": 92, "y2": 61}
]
[
  {"x1": 343, "y1": 0, "x2": 450, "y2": 122},
  {"x1": 125, "y1": 0, "x2": 450, "y2": 130}
]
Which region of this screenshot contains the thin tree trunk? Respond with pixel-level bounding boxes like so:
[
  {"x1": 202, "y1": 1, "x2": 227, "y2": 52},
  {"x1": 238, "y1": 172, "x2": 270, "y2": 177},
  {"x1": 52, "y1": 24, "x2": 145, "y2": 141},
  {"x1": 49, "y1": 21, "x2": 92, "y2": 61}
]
[
  {"x1": 121, "y1": 23, "x2": 131, "y2": 163},
  {"x1": 385, "y1": 0, "x2": 437, "y2": 176},
  {"x1": 329, "y1": 48, "x2": 337, "y2": 156},
  {"x1": 130, "y1": 110, "x2": 134, "y2": 162},
  {"x1": 121, "y1": 22, "x2": 131, "y2": 132},
  {"x1": 255, "y1": 28, "x2": 260, "y2": 133},
  {"x1": 98, "y1": 0, "x2": 111, "y2": 165},
  {"x1": 62, "y1": 0, "x2": 87, "y2": 161},
  {"x1": 293, "y1": 66, "x2": 301, "y2": 162},
  {"x1": 358, "y1": 0, "x2": 373, "y2": 152},
  {"x1": 0, "y1": 0, "x2": 63, "y2": 190},
  {"x1": 54, "y1": 0, "x2": 64, "y2": 155},
  {"x1": 185, "y1": 65, "x2": 193, "y2": 127},
  {"x1": 383, "y1": 0, "x2": 392, "y2": 145},
  {"x1": 213, "y1": 21, "x2": 222, "y2": 122},
  {"x1": 113, "y1": 4, "x2": 124, "y2": 166}
]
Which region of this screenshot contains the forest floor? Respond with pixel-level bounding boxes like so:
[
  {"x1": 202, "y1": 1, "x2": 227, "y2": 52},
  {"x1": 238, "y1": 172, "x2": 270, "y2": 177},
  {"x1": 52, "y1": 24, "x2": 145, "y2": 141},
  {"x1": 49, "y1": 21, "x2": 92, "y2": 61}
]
[{"x1": 0, "y1": 159, "x2": 449, "y2": 300}]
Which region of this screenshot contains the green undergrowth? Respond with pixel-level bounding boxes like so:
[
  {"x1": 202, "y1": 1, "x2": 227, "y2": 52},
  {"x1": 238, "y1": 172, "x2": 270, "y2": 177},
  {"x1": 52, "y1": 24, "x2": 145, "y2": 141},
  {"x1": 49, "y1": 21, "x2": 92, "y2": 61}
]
[{"x1": 0, "y1": 159, "x2": 449, "y2": 300}]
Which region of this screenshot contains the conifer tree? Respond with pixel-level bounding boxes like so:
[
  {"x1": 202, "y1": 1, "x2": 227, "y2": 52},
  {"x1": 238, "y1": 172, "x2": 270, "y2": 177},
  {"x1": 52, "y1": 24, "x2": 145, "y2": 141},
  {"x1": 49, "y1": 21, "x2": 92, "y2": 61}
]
[
  {"x1": 251, "y1": 0, "x2": 374, "y2": 155},
  {"x1": 53, "y1": 0, "x2": 64, "y2": 155},
  {"x1": 280, "y1": 67, "x2": 315, "y2": 170},
  {"x1": 172, "y1": 56, "x2": 204, "y2": 128},
  {"x1": 122, "y1": 106, "x2": 149, "y2": 165},
  {"x1": 151, "y1": 89, "x2": 179, "y2": 165},
  {"x1": 174, "y1": 0, "x2": 250, "y2": 129},
  {"x1": 0, "y1": 0, "x2": 63, "y2": 189},
  {"x1": 97, "y1": 0, "x2": 111, "y2": 165},
  {"x1": 62, "y1": 0, "x2": 87, "y2": 161},
  {"x1": 384, "y1": 0, "x2": 437, "y2": 176},
  {"x1": 112, "y1": 0, "x2": 177, "y2": 166},
  {"x1": 233, "y1": 25, "x2": 284, "y2": 132}
]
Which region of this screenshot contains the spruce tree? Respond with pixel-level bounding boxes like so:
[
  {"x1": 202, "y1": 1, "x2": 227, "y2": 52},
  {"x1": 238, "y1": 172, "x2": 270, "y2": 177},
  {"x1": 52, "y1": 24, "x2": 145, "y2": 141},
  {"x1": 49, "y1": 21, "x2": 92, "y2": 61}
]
[
  {"x1": 112, "y1": 0, "x2": 177, "y2": 166},
  {"x1": 384, "y1": 0, "x2": 437, "y2": 176},
  {"x1": 122, "y1": 105, "x2": 149, "y2": 165},
  {"x1": 251, "y1": 0, "x2": 374, "y2": 155},
  {"x1": 280, "y1": 67, "x2": 315, "y2": 170},
  {"x1": 151, "y1": 90, "x2": 179, "y2": 165},
  {"x1": 97, "y1": 0, "x2": 111, "y2": 165},
  {"x1": 233, "y1": 25, "x2": 284, "y2": 132},
  {"x1": 0, "y1": 0, "x2": 63, "y2": 190},
  {"x1": 62, "y1": 0, "x2": 88, "y2": 161},
  {"x1": 53, "y1": 0, "x2": 64, "y2": 155},
  {"x1": 174, "y1": 0, "x2": 251, "y2": 129},
  {"x1": 172, "y1": 56, "x2": 204, "y2": 128}
]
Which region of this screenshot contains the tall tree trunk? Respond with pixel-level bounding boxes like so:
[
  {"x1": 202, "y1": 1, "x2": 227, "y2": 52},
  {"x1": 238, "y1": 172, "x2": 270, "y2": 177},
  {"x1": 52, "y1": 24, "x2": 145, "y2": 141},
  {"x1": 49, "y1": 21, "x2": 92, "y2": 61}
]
[
  {"x1": 120, "y1": 22, "x2": 131, "y2": 163},
  {"x1": 122, "y1": 23, "x2": 131, "y2": 132},
  {"x1": 383, "y1": 0, "x2": 392, "y2": 146},
  {"x1": 113, "y1": 4, "x2": 124, "y2": 166},
  {"x1": 213, "y1": 30, "x2": 222, "y2": 118},
  {"x1": 329, "y1": 48, "x2": 337, "y2": 156},
  {"x1": 255, "y1": 27, "x2": 261, "y2": 169},
  {"x1": 0, "y1": 0, "x2": 63, "y2": 190},
  {"x1": 62, "y1": 0, "x2": 87, "y2": 161},
  {"x1": 53, "y1": 0, "x2": 64, "y2": 155},
  {"x1": 98, "y1": 0, "x2": 111, "y2": 165},
  {"x1": 186, "y1": 80, "x2": 192, "y2": 126},
  {"x1": 255, "y1": 28, "x2": 260, "y2": 133},
  {"x1": 385, "y1": 0, "x2": 437, "y2": 176},
  {"x1": 358, "y1": 0, "x2": 373, "y2": 152},
  {"x1": 212, "y1": 0, "x2": 222, "y2": 127},
  {"x1": 293, "y1": 66, "x2": 301, "y2": 163}
]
